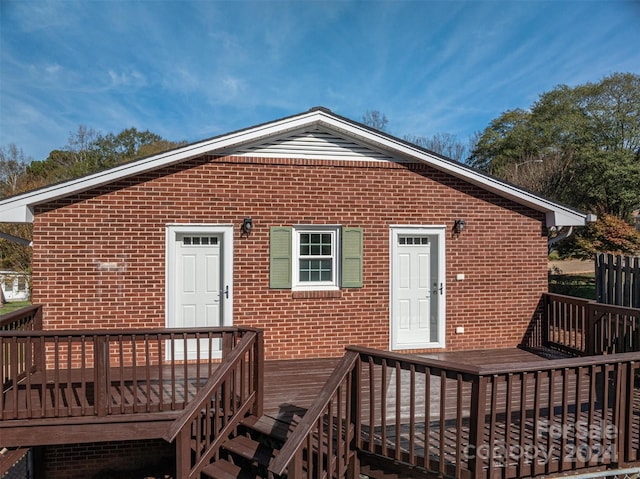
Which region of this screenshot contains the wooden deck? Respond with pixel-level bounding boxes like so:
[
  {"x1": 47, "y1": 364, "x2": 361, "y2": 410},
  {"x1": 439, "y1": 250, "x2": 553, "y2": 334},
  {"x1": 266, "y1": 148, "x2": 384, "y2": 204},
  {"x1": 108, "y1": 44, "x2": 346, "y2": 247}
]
[
  {"x1": 2, "y1": 348, "x2": 640, "y2": 477},
  {"x1": 3, "y1": 301, "x2": 640, "y2": 478}
]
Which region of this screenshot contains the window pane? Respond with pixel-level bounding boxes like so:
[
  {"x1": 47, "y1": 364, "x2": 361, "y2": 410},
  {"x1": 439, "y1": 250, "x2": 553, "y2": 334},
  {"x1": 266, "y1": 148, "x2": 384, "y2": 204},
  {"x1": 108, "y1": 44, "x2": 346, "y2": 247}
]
[
  {"x1": 300, "y1": 234, "x2": 310, "y2": 255},
  {"x1": 299, "y1": 259, "x2": 332, "y2": 282},
  {"x1": 299, "y1": 231, "x2": 333, "y2": 257}
]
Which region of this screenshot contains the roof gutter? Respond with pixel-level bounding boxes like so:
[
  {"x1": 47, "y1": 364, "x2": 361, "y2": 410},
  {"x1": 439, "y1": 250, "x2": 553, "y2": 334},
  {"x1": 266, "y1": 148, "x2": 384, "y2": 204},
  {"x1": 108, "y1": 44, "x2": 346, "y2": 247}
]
[{"x1": 0, "y1": 231, "x2": 33, "y2": 247}]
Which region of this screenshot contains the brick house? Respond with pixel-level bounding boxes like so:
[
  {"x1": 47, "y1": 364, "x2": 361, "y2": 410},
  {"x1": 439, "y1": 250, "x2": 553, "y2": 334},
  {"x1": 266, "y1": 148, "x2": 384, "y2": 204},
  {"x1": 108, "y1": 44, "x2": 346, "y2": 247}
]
[{"x1": 0, "y1": 107, "x2": 586, "y2": 360}]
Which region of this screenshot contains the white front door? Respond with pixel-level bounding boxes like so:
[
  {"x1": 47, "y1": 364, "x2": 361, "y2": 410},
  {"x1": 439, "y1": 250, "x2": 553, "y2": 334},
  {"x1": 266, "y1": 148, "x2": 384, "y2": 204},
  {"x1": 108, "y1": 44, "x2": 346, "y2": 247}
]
[
  {"x1": 391, "y1": 227, "x2": 445, "y2": 350},
  {"x1": 167, "y1": 225, "x2": 233, "y2": 359}
]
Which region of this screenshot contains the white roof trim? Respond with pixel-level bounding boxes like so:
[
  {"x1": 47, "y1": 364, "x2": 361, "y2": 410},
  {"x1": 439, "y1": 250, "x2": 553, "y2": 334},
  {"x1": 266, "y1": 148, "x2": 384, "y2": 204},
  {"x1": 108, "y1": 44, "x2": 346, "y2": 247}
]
[{"x1": 0, "y1": 108, "x2": 585, "y2": 227}]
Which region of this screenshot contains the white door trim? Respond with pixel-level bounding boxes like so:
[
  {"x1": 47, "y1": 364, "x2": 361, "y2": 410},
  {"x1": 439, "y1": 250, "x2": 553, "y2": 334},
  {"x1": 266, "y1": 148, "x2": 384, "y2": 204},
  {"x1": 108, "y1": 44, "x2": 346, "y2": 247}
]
[
  {"x1": 390, "y1": 225, "x2": 446, "y2": 350},
  {"x1": 166, "y1": 224, "x2": 234, "y2": 330}
]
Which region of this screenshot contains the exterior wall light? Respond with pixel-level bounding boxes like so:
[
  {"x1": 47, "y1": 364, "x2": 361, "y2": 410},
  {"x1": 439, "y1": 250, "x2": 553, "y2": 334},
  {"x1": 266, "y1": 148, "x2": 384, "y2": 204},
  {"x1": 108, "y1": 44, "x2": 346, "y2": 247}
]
[
  {"x1": 453, "y1": 219, "x2": 466, "y2": 235},
  {"x1": 241, "y1": 217, "x2": 253, "y2": 235}
]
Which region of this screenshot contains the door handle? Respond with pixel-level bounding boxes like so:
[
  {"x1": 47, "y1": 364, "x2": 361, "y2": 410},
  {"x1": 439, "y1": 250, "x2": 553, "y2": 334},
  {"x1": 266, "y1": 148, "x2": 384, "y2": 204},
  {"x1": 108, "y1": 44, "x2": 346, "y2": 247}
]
[
  {"x1": 221, "y1": 285, "x2": 229, "y2": 299},
  {"x1": 433, "y1": 282, "x2": 443, "y2": 295}
]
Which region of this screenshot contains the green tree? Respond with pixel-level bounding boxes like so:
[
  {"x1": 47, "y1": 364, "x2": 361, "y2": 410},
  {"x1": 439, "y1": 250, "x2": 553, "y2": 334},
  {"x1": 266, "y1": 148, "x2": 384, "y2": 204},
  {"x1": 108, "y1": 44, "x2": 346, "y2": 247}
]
[
  {"x1": 557, "y1": 214, "x2": 640, "y2": 259},
  {"x1": 469, "y1": 73, "x2": 640, "y2": 219},
  {"x1": 24, "y1": 126, "x2": 185, "y2": 188}
]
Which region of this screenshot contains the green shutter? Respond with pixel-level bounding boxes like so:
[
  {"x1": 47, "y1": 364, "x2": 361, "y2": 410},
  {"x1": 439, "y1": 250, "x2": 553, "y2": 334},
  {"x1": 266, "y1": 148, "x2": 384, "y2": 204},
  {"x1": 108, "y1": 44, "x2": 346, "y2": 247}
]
[
  {"x1": 341, "y1": 227, "x2": 363, "y2": 288},
  {"x1": 270, "y1": 226, "x2": 292, "y2": 288}
]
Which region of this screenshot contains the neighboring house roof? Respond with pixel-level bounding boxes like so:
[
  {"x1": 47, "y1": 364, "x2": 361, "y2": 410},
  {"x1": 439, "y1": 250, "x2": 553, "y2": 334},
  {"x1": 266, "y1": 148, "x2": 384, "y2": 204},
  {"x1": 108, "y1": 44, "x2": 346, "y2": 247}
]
[{"x1": 0, "y1": 107, "x2": 586, "y2": 227}]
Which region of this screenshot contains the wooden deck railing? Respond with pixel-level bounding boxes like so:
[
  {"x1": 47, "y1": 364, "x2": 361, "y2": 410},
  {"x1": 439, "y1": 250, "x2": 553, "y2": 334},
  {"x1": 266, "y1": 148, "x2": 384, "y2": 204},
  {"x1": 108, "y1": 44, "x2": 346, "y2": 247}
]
[
  {"x1": 0, "y1": 323, "x2": 253, "y2": 420},
  {"x1": 0, "y1": 305, "x2": 42, "y2": 389},
  {"x1": 164, "y1": 329, "x2": 263, "y2": 479},
  {"x1": 544, "y1": 293, "x2": 640, "y2": 356},
  {"x1": 269, "y1": 350, "x2": 360, "y2": 479},
  {"x1": 272, "y1": 346, "x2": 640, "y2": 479}
]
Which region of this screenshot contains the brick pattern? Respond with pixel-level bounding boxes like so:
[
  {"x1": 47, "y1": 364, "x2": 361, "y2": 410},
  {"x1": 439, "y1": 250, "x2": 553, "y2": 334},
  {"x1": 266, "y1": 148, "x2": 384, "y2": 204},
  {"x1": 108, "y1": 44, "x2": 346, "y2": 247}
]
[
  {"x1": 40, "y1": 439, "x2": 173, "y2": 479},
  {"x1": 32, "y1": 156, "x2": 548, "y2": 360}
]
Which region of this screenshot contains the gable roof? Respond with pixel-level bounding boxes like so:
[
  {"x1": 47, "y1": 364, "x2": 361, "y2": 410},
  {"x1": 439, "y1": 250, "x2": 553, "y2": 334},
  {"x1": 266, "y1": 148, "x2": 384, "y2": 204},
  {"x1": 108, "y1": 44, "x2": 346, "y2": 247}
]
[{"x1": 0, "y1": 107, "x2": 585, "y2": 227}]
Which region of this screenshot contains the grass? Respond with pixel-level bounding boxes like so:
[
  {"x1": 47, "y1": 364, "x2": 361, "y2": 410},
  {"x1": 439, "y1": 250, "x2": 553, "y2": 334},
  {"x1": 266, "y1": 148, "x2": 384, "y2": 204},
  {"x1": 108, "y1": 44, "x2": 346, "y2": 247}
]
[
  {"x1": 548, "y1": 273, "x2": 596, "y2": 300},
  {"x1": 0, "y1": 301, "x2": 32, "y2": 317}
]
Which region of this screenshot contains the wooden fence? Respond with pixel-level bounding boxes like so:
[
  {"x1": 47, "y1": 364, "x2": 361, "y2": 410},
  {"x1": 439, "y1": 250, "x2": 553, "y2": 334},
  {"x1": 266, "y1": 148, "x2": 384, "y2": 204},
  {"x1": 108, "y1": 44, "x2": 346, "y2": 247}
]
[{"x1": 596, "y1": 253, "x2": 640, "y2": 308}]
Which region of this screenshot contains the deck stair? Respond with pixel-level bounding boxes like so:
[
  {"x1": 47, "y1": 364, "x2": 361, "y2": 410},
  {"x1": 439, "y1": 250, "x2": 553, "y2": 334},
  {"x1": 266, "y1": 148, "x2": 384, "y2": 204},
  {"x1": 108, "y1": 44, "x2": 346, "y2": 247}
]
[{"x1": 200, "y1": 414, "x2": 292, "y2": 479}]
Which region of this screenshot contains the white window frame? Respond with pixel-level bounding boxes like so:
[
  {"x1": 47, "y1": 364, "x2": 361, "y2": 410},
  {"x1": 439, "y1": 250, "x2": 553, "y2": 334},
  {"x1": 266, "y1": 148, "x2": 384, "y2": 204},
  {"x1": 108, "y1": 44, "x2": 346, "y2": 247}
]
[{"x1": 292, "y1": 225, "x2": 340, "y2": 291}]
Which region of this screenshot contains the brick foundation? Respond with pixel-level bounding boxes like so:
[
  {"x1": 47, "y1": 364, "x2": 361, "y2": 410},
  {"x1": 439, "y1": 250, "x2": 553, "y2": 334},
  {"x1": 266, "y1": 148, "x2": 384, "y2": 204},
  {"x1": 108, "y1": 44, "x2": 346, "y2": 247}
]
[{"x1": 38, "y1": 439, "x2": 174, "y2": 479}]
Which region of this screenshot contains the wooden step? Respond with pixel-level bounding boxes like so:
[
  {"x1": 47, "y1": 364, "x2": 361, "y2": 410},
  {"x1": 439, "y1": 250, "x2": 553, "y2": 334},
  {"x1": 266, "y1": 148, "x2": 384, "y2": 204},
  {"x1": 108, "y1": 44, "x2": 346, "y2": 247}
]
[
  {"x1": 240, "y1": 415, "x2": 296, "y2": 444},
  {"x1": 222, "y1": 435, "x2": 276, "y2": 468},
  {"x1": 201, "y1": 459, "x2": 260, "y2": 479}
]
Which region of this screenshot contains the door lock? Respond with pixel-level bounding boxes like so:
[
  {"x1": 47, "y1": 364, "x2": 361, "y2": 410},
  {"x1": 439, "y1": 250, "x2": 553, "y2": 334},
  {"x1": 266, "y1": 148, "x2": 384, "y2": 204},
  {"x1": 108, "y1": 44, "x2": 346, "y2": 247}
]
[
  {"x1": 221, "y1": 285, "x2": 229, "y2": 299},
  {"x1": 433, "y1": 282, "x2": 443, "y2": 295}
]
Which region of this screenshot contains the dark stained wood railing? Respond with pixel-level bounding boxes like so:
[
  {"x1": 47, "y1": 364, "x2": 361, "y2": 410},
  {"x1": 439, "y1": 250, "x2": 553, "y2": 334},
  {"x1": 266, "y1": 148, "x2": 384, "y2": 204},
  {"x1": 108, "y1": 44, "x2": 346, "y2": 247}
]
[
  {"x1": 0, "y1": 326, "x2": 251, "y2": 420},
  {"x1": 590, "y1": 301, "x2": 640, "y2": 355},
  {"x1": 269, "y1": 350, "x2": 360, "y2": 479},
  {"x1": 0, "y1": 305, "x2": 42, "y2": 389},
  {"x1": 544, "y1": 293, "x2": 640, "y2": 356},
  {"x1": 164, "y1": 330, "x2": 263, "y2": 479},
  {"x1": 544, "y1": 293, "x2": 591, "y2": 355},
  {"x1": 272, "y1": 346, "x2": 640, "y2": 479}
]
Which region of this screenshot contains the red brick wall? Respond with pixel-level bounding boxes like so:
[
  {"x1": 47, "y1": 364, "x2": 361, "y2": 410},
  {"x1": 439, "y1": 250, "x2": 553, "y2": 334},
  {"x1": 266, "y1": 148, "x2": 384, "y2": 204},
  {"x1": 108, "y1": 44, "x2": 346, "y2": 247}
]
[
  {"x1": 32, "y1": 156, "x2": 548, "y2": 359},
  {"x1": 39, "y1": 439, "x2": 173, "y2": 479}
]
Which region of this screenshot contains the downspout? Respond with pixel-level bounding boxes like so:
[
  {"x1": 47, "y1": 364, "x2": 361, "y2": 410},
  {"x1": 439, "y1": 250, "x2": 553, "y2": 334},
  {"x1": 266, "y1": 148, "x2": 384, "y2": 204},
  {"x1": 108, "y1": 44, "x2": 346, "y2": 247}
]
[
  {"x1": 0, "y1": 232, "x2": 32, "y2": 247},
  {"x1": 547, "y1": 213, "x2": 597, "y2": 253},
  {"x1": 548, "y1": 226, "x2": 573, "y2": 253}
]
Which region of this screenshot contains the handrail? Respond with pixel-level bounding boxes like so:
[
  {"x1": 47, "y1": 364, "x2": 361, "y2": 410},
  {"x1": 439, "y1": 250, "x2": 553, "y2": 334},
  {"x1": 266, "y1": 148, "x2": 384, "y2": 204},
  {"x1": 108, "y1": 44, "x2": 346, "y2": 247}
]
[
  {"x1": 1, "y1": 305, "x2": 42, "y2": 389},
  {"x1": 0, "y1": 304, "x2": 42, "y2": 330},
  {"x1": 268, "y1": 349, "x2": 360, "y2": 478},
  {"x1": 164, "y1": 329, "x2": 263, "y2": 479},
  {"x1": 0, "y1": 326, "x2": 249, "y2": 337},
  {"x1": 1, "y1": 326, "x2": 258, "y2": 420},
  {"x1": 346, "y1": 345, "x2": 640, "y2": 478},
  {"x1": 544, "y1": 292, "x2": 640, "y2": 356},
  {"x1": 163, "y1": 331, "x2": 257, "y2": 442}
]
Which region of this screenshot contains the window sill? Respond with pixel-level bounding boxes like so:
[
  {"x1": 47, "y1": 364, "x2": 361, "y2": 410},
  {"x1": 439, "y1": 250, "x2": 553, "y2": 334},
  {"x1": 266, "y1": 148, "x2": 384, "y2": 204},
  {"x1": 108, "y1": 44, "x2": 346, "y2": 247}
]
[{"x1": 291, "y1": 290, "x2": 343, "y2": 299}]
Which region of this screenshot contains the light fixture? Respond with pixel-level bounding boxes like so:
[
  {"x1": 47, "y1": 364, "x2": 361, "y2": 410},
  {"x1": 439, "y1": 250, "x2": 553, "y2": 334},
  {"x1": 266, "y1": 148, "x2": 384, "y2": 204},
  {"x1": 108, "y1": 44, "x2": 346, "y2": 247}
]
[
  {"x1": 241, "y1": 217, "x2": 253, "y2": 235},
  {"x1": 453, "y1": 219, "x2": 466, "y2": 235}
]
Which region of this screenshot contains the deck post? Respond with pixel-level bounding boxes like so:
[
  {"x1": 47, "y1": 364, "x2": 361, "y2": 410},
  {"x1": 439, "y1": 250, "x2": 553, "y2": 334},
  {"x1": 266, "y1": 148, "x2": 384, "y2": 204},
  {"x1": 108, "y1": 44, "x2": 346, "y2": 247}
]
[
  {"x1": 348, "y1": 355, "x2": 361, "y2": 478},
  {"x1": 222, "y1": 330, "x2": 234, "y2": 358},
  {"x1": 585, "y1": 302, "x2": 596, "y2": 356},
  {"x1": 175, "y1": 427, "x2": 191, "y2": 479},
  {"x1": 468, "y1": 375, "x2": 488, "y2": 478},
  {"x1": 33, "y1": 306, "x2": 44, "y2": 373},
  {"x1": 94, "y1": 335, "x2": 108, "y2": 417},
  {"x1": 615, "y1": 361, "x2": 630, "y2": 467},
  {"x1": 252, "y1": 330, "x2": 264, "y2": 418}
]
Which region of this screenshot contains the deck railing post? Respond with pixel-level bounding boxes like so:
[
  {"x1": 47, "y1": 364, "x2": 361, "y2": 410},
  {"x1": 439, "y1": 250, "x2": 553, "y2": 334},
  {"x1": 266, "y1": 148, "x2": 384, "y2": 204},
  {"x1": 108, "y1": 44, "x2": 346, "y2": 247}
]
[
  {"x1": 468, "y1": 374, "x2": 488, "y2": 478},
  {"x1": 543, "y1": 293, "x2": 551, "y2": 348},
  {"x1": 94, "y1": 335, "x2": 108, "y2": 417},
  {"x1": 252, "y1": 330, "x2": 264, "y2": 418},
  {"x1": 615, "y1": 360, "x2": 631, "y2": 467},
  {"x1": 222, "y1": 331, "x2": 234, "y2": 358},
  {"x1": 585, "y1": 302, "x2": 597, "y2": 356},
  {"x1": 350, "y1": 354, "x2": 361, "y2": 450},
  {"x1": 348, "y1": 355, "x2": 361, "y2": 478},
  {"x1": 175, "y1": 427, "x2": 191, "y2": 479},
  {"x1": 32, "y1": 306, "x2": 44, "y2": 373}
]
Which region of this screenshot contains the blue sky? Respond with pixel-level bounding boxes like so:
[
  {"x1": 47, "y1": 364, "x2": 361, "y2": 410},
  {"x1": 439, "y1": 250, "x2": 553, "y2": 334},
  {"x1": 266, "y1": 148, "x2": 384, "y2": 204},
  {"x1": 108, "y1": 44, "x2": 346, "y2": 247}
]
[{"x1": 1, "y1": 0, "x2": 639, "y2": 162}]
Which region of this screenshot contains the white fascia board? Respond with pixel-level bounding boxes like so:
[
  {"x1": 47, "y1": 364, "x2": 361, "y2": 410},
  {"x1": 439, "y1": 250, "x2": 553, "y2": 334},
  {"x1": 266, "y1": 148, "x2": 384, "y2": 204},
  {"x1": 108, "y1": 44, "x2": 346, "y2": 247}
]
[
  {"x1": 0, "y1": 108, "x2": 586, "y2": 227},
  {"x1": 313, "y1": 112, "x2": 587, "y2": 228},
  {"x1": 0, "y1": 111, "x2": 325, "y2": 224}
]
